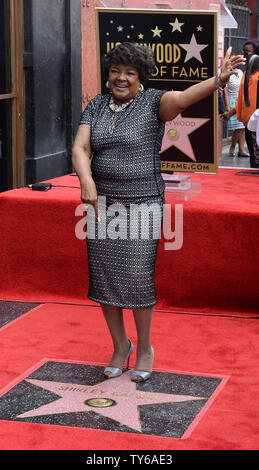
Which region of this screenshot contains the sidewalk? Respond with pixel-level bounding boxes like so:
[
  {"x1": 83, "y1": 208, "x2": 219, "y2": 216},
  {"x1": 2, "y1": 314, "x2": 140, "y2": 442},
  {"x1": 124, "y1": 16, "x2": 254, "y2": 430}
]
[{"x1": 219, "y1": 137, "x2": 250, "y2": 168}]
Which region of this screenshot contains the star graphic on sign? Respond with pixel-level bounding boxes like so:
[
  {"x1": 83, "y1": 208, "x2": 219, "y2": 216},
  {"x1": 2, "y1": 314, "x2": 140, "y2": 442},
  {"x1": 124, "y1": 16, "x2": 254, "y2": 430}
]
[
  {"x1": 160, "y1": 115, "x2": 210, "y2": 161},
  {"x1": 138, "y1": 33, "x2": 144, "y2": 40},
  {"x1": 16, "y1": 371, "x2": 205, "y2": 432},
  {"x1": 151, "y1": 26, "x2": 163, "y2": 38},
  {"x1": 179, "y1": 34, "x2": 208, "y2": 63},
  {"x1": 169, "y1": 18, "x2": 184, "y2": 32},
  {"x1": 117, "y1": 25, "x2": 123, "y2": 32},
  {"x1": 197, "y1": 25, "x2": 203, "y2": 32}
]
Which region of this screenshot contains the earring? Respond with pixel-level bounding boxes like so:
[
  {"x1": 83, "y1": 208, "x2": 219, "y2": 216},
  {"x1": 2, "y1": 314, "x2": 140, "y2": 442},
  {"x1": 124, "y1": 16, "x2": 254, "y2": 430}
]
[
  {"x1": 106, "y1": 81, "x2": 110, "y2": 89},
  {"x1": 139, "y1": 84, "x2": 144, "y2": 92}
]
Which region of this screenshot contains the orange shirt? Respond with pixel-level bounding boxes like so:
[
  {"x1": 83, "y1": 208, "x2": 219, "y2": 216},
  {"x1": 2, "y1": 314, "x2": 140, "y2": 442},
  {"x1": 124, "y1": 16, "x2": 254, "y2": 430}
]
[{"x1": 235, "y1": 71, "x2": 259, "y2": 126}]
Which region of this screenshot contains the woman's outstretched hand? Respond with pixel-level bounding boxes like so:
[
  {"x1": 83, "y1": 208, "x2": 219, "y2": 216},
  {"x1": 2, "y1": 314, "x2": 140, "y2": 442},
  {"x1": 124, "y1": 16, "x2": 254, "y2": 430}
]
[{"x1": 219, "y1": 47, "x2": 246, "y2": 87}]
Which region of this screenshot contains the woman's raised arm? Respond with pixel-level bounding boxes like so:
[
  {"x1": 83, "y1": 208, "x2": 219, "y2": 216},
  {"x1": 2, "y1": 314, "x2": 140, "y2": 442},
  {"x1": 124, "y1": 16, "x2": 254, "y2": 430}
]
[{"x1": 158, "y1": 47, "x2": 246, "y2": 122}]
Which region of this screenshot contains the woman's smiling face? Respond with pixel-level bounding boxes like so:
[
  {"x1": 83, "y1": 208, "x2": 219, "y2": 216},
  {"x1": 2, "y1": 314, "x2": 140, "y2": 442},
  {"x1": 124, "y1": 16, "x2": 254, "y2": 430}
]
[{"x1": 108, "y1": 64, "x2": 141, "y2": 105}]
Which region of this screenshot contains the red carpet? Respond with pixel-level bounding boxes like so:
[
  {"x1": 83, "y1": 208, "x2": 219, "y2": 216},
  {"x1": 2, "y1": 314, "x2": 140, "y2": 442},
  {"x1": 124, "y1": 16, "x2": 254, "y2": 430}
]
[
  {"x1": 0, "y1": 303, "x2": 258, "y2": 450},
  {"x1": 0, "y1": 168, "x2": 259, "y2": 451},
  {"x1": 0, "y1": 168, "x2": 259, "y2": 316}
]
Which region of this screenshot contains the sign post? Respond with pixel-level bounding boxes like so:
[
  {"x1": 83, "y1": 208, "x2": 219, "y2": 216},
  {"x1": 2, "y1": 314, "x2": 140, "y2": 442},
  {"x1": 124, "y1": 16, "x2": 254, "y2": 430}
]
[{"x1": 96, "y1": 8, "x2": 218, "y2": 174}]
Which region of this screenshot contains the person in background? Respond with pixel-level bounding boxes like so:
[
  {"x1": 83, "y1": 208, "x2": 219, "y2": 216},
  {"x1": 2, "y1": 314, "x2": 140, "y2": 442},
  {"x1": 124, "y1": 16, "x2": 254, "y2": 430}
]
[
  {"x1": 217, "y1": 90, "x2": 225, "y2": 160},
  {"x1": 220, "y1": 38, "x2": 259, "y2": 167},
  {"x1": 223, "y1": 65, "x2": 248, "y2": 157},
  {"x1": 248, "y1": 109, "x2": 259, "y2": 167}
]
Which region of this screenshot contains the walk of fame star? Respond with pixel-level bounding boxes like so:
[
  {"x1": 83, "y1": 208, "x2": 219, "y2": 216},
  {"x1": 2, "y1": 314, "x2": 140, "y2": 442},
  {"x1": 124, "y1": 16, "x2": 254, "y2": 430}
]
[
  {"x1": 0, "y1": 361, "x2": 227, "y2": 438},
  {"x1": 161, "y1": 115, "x2": 210, "y2": 161},
  {"x1": 16, "y1": 371, "x2": 205, "y2": 433}
]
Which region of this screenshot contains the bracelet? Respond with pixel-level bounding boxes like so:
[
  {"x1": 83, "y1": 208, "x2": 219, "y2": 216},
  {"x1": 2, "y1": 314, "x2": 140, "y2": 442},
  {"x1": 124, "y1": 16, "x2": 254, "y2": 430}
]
[{"x1": 214, "y1": 71, "x2": 226, "y2": 91}]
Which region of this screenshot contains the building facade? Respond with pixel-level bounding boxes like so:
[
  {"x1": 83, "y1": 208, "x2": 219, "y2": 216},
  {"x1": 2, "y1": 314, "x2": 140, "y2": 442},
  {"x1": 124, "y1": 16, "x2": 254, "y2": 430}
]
[
  {"x1": 0, "y1": 0, "x2": 82, "y2": 192},
  {"x1": 0, "y1": 0, "x2": 257, "y2": 192}
]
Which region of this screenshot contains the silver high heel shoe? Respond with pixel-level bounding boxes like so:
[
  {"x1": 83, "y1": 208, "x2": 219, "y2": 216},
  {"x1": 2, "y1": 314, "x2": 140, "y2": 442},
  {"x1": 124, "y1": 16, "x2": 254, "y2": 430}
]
[
  {"x1": 104, "y1": 339, "x2": 134, "y2": 378},
  {"x1": 131, "y1": 346, "x2": 154, "y2": 382}
]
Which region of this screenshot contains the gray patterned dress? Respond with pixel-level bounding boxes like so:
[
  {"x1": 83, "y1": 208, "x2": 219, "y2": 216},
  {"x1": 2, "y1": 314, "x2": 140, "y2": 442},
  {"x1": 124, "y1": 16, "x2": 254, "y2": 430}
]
[{"x1": 79, "y1": 88, "x2": 166, "y2": 308}]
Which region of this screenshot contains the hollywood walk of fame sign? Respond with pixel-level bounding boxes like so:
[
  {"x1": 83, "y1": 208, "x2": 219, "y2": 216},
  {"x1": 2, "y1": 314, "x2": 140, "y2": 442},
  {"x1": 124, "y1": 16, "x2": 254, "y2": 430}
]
[
  {"x1": 96, "y1": 8, "x2": 218, "y2": 173},
  {"x1": 0, "y1": 360, "x2": 228, "y2": 438}
]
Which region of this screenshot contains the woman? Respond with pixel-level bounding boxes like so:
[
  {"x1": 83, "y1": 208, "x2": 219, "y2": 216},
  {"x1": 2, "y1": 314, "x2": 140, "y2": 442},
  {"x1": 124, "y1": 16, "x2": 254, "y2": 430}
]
[
  {"x1": 223, "y1": 67, "x2": 247, "y2": 157},
  {"x1": 248, "y1": 109, "x2": 259, "y2": 167},
  {"x1": 72, "y1": 43, "x2": 245, "y2": 382},
  {"x1": 220, "y1": 38, "x2": 259, "y2": 167}
]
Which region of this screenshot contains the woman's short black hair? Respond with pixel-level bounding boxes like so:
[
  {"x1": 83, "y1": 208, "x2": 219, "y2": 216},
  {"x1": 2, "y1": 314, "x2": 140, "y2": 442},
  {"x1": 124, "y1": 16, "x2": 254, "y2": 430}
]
[{"x1": 103, "y1": 42, "x2": 156, "y2": 84}]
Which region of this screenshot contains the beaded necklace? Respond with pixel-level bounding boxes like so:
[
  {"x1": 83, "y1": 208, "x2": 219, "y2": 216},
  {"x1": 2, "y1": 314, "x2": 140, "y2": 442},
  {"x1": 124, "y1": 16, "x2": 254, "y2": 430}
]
[{"x1": 108, "y1": 95, "x2": 134, "y2": 136}]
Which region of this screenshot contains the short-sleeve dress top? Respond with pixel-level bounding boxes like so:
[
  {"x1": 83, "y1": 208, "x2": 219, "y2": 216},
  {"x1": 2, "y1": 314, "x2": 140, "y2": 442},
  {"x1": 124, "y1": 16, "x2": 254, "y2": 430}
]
[{"x1": 79, "y1": 88, "x2": 166, "y2": 198}]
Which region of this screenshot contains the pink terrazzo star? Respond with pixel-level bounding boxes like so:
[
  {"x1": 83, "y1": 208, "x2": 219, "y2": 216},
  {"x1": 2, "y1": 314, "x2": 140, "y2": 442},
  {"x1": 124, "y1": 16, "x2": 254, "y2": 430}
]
[
  {"x1": 17, "y1": 371, "x2": 205, "y2": 432},
  {"x1": 161, "y1": 114, "x2": 210, "y2": 161}
]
